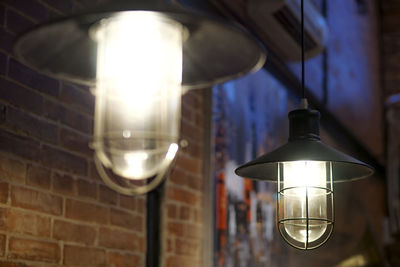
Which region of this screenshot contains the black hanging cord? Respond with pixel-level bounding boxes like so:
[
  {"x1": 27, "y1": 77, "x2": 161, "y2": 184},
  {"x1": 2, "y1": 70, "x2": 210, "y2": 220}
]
[{"x1": 301, "y1": 0, "x2": 305, "y2": 99}]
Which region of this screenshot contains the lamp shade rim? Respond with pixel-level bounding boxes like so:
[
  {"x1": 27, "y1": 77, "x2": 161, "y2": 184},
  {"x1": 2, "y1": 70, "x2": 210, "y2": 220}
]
[
  {"x1": 235, "y1": 139, "x2": 374, "y2": 182},
  {"x1": 14, "y1": 2, "x2": 266, "y2": 88}
]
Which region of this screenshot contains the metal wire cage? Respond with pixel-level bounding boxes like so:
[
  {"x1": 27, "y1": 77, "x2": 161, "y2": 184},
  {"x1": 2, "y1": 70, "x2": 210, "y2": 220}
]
[
  {"x1": 236, "y1": 109, "x2": 373, "y2": 249},
  {"x1": 13, "y1": 0, "x2": 266, "y2": 196},
  {"x1": 277, "y1": 161, "x2": 334, "y2": 250}
]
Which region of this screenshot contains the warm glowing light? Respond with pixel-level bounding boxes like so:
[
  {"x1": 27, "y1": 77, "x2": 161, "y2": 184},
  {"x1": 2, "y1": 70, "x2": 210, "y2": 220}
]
[
  {"x1": 278, "y1": 161, "x2": 333, "y2": 249},
  {"x1": 123, "y1": 152, "x2": 149, "y2": 178},
  {"x1": 92, "y1": 12, "x2": 183, "y2": 180},
  {"x1": 166, "y1": 143, "x2": 179, "y2": 160}
]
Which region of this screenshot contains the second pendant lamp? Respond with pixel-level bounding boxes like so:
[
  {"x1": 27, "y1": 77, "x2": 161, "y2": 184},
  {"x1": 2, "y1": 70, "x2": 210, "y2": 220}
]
[{"x1": 234, "y1": 0, "x2": 374, "y2": 250}]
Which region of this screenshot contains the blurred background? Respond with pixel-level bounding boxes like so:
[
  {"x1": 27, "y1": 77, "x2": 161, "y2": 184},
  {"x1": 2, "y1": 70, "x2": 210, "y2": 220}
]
[{"x1": 0, "y1": 0, "x2": 398, "y2": 266}]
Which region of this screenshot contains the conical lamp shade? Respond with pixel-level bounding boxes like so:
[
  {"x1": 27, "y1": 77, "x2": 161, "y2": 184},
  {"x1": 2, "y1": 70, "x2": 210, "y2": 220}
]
[
  {"x1": 235, "y1": 139, "x2": 374, "y2": 182},
  {"x1": 235, "y1": 108, "x2": 374, "y2": 250},
  {"x1": 235, "y1": 109, "x2": 374, "y2": 182},
  {"x1": 14, "y1": 0, "x2": 266, "y2": 89}
]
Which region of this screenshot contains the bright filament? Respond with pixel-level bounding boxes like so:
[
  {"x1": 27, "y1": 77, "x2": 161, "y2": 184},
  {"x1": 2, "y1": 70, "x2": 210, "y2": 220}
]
[
  {"x1": 278, "y1": 161, "x2": 333, "y2": 249},
  {"x1": 92, "y1": 12, "x2": 183, "y2": 180}
]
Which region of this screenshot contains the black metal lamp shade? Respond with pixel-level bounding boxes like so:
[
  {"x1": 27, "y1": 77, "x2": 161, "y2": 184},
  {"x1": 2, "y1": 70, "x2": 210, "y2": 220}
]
[
  {"x1": 235, "y1": 109, "x2": 374, "y2": 182},
  {"x1": 237, "y1": 109, "x2": 373, "y2": 250},
  {"x1": 13, "y1": 0, "x2": 266, "y2": 89}
]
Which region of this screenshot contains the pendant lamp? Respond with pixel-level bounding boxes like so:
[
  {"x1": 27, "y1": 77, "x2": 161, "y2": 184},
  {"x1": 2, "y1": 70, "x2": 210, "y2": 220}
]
[
  {"x1": 14, "y1": 0, "x2": 266, "y2": 195},
  {"x1": 235, "y1": 0, "x2": 373, "y2": 250}
]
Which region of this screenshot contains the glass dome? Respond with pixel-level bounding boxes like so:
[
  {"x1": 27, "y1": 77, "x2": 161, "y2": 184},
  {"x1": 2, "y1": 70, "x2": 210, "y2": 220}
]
[
  {"x1": 277, "y1": 161, "x2": 334, "y2": 250},
  {"x1": 92, "y1": 12, "x2": 182, "y2": 180}
]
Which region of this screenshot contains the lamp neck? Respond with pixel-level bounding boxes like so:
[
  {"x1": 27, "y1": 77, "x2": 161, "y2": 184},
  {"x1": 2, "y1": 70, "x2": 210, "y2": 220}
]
[{"x1": 288, "y1": 109, "x2": 320, "y2": 141}]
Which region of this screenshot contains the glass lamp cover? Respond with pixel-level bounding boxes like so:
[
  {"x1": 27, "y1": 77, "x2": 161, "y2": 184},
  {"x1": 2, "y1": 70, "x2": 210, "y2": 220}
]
[
  {"x1": 236, "y1": 109, "x2": 373, "y2": 249},
  {"x1": 278, "y1": 161, "x2": 334, "y2": 249},
  {"x1": 92, "y1": 12, "x2": 182, "y2": 180}
]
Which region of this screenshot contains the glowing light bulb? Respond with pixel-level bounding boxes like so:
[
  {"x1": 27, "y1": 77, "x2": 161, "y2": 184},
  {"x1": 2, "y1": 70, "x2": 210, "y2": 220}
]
[
  {"x1": 92, "y1": 12, "x2": 183, "y2": 180},
  {"x1": 278, "y1": 161, "x2": 334, "y2": 249}
]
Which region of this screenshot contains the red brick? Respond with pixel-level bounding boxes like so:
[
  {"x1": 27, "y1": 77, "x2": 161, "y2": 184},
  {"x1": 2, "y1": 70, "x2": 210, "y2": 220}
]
[
  {"x1": 0, "y1": 129, "x2": 41, "y2": 161},
  {"x1": 166, "y1": 238, "x2": 174, "y2": 253},
  {"x1": 3, "y1": 0, "x2": 49, "y2": 22},
  {"x1": 108, "y1": 252, "x2": 142, "y2": 267},
  {"x1": 43, "y1": 100, "x2": 92, "y2": 134},
  {"x1": 0, "y1": 261, "x2": 29, "y2": 267},
  {"x1": 182, "y1": 142, "x2": 203, "y2": 159},
  {"x1": 0, "y1": 52, "x2": 7, "y2": 75},
  {"x1": 187, "y1": 175, "x2": 203, "y2": 191},
  {"x1": 0, "y1": 154, "x2": 26, "y2": 183},
  {"x1": 181, "y1": 120, "x2": 202, "y2": 142},
  {"x1": 0, "y1": 5, "x2": 4, "y2": 27},
  {"x1": 194, "y1": 113, "x2": 204, "y2": 127},
  {"x1": 66, "y1": 199, "x2": 108, "y2": 224},
  {"x1": 0, "y1": 208, "x2": 7, "y2": 229},
  {"x1": 60, "y1": 83, "x2": 94, "y2": 115},
  {"x1": 52, "y1": 172, "x2": 76, "y2": 195},
  {"x1": 175, "y1": 238, "x2": 200, "y2": 256},
  {"x1": 137, "y1": 197, "x2": 146, "y2": 214},
  {"x1": 0, "y1": 27, "x2": 14, "y2": 53},
  {"x1": 167, "y1": 222, "x2": 185, "y2": 236},
  {"x1": 166, "y1": 186, "x2": 199, "y2": 206},
  {"x1": 43, "y1": 99, "x2": 60, "y2": 121},
  {"x1": 64, "y1": 245, "x2": 105, "y2": 266},
  {"x1": 46, "y1": 8, "x2": 61, "y2": 20},
  {"x1": 181, "y1": 104, "x2": 193, "y2": 122},
  {"x1": 58, "y1": 105, "x2": 92, "y2": 134},
  {"x1": 110, "y1": 208, "x2": 143, "y2": 232},
  {"x1": 182, "y1": 91, "x2": 201, "y2": 110},
  {"x1": 175, "y1": 154, "x2": 201, "y2": 175},
  {"x1": 167, "y1": 204, "x2": 177, "y2": 219},
  {"x1": 11, "y1": 186, "x2": 62, "y2": 215},
  {"x1": 179, "y1": 206, "x2": 190, "y2": 221},
  {"x1": 8, "y1": 237, "x2": 60, "y2": 263},
  {"x1": 77, "y1": 179, "x2": 97, "y2": 199},
  {"x1": 99, "y1": 227, "x2": 143, "y2": 251},
  {"x1": 5, "y1": 8, "x2": 35, "y2": 34},
  {"x1": 8, "y1": 58, "x2": 60, "y2": 97},
  {"x1": 0, "y1": 234, "x2": 5, "y2": 257},
  {"x1": 53, "y1": 220, "x2": 96, "y2": 245},
  {"x1": 185, "y1": 224, "x2": 202, "y2": 239},
  {"x1": 193, "y1": 208, "x2": 202, "y2": 223},
  {"x1": 26, "y1": 164, "x2": 51, "y2": 189},
  {"x1": 89, "y1": 161, "x2": 102, "y2": 181},
  {"x1": 119, "y1": 195, "x2": 136, "y2": 211},
  {"x1": 0, "y1": 77, "x2": 44, "y2": 115},
  {"x1": 60, "y1": 128, "x2": 92, "y2": 156},
  {"x1": 0, "y1": 104, "x2": 5, "y2": 125},
  {"x1": 0, "y1": 182, "x2": 7, "y2": 203},
  {"x1": 40, "y1": 145, "x2": 87, "y2": 176},
  {"x1": 5, "y1": 107, "x2": 59, "y2": 144},
  {"x1": 169, "y1": 168, "x2": 187, "y2": 186},
  {"x1": 73, "y1": 0, "x2": 104, "y2": 10},
  {"x1": 41, "y1": 0, "x2": 75, "y2": 14},
  {"x1": 99, "y1": 185, "x2": 118, "y2": 205},
  {"x1": 383, "y1": 9, "x2": 400, "y2": 33},
  {"x1": 6, "y1": 209, "x2": 51, "y2": 237},
  {"x1": 165, "y1": 255, "x2": 194, "y2": 267}
]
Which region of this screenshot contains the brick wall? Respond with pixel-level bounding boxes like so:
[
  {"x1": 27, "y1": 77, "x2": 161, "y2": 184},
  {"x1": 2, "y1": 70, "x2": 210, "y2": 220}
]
[
  {"x1": 162, "y1": 91, "x2": 206, "y2": 267},
  {"x1": 381, "y1": 1, "x2": 400, "y2": 265},
  {"x1": 0, "y1": 1, "x2": 208, "y2": 266},
  {"x1": 381, "y1": 0, "x2": 400, "y2": 98}
]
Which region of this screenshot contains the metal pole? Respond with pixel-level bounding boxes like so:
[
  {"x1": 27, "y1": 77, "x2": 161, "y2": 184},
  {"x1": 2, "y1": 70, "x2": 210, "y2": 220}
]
[{"x1": 146, "y1": 182, "x2": 164, "y2": 267}]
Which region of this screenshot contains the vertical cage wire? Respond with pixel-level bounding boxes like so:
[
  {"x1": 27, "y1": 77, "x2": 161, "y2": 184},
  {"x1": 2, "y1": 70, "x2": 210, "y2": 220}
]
[
  {"x1": 277, "y1": 161, "x2": 334, "y2": 250},
  {"x1": 305, "y1": 184, "x2": 309, "y2": 249}
]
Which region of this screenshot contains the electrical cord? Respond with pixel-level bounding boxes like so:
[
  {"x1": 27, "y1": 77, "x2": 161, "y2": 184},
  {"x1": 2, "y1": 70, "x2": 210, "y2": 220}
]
[{"x1": 301, "y1": 0, "x2": 305, "y2": 100}]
